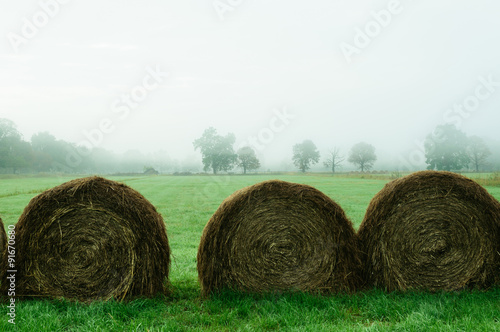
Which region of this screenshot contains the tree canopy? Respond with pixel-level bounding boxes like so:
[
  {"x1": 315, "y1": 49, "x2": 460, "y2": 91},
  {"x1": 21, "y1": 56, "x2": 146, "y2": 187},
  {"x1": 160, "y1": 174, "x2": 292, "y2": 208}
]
[
  {"x1": 237, "y1": 146, "x2": 260, "y2": 174},
  {"x1": 425, "y1": 124, "x2": 469, "y2": 171},
  {"x1": 292, "y1": 140, "x2": 320, "y2": 173},
  {"x1": 0, "y1": 119, "x2": 32, "y2": 173},
  {"x1": 348, "y1": 142, "x2": 377, "y2": 172},
  {"x1": 193, "y1": 127, "x2": 237, "y2": 174}
]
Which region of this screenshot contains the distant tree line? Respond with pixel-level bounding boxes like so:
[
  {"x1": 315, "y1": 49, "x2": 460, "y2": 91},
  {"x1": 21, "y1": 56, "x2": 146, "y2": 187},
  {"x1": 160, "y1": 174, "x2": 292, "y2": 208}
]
[
  {"x1": 193, "y1": 124, "x2": 497, "y2": 174},
  {"x1": 290, "y1": 140, "x2": 376, "y2": 173},
  {"x1": 1, "y1": 118, "x2": 497, "y2": 175},
  {"x1": 192, "y1": 127, "x2": 379, "y2": 174},
  {"x1": 424, "y1": 124, "x2": 492, "y2": 172},
  {"x1": 0, "y1": 118, "x2": 198, "y2": 174},
  {"x1": 193, "y1": 127, "x2": 261, "y2": 174}
]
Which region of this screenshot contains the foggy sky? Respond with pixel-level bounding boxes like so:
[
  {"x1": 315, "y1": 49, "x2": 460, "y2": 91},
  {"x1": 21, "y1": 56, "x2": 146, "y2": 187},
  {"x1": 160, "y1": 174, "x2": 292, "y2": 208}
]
[{"x1": 1, "y1": 0, "x2": 500, "y2": 170}]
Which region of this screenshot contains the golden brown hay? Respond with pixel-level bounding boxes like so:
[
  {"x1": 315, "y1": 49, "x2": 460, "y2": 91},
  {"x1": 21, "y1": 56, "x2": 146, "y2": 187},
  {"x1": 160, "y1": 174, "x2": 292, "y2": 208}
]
[
  {"x1": 358, "y1": 171, "x2": 500, "y2": 292},
  {"x1": 0, "y1": 217, "x2": 6, "y2": 281},
  {"x1": 0, "y1": 217, "x2": 6, "y2": 257},
  {"x1": 197, "y1": 180, "x2": 362, "y2": 296},
  {"x1": 0, "y1": 176, "x2": 170, "y2": 302}
]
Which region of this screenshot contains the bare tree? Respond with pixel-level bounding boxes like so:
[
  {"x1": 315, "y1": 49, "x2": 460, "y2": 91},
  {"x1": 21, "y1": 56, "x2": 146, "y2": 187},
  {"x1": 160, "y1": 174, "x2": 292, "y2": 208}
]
[
  {"x1": 323, "y1": 147, "x2": 344, "y2": 173},
  {"x1": 467, "y1": 136, "x2": 491, "y2": 172}
]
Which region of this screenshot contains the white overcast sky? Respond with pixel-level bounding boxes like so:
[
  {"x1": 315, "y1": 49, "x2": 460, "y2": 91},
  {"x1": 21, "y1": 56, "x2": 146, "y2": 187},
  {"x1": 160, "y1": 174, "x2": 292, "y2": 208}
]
[{"x1": 1, "y1": 0, "x2": 500, "y2": 169}]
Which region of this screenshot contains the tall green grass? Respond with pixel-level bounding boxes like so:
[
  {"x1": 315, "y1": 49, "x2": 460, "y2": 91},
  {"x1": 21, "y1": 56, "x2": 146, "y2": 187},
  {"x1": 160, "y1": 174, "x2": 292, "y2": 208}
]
[{"x1": 1, "y1": 174, "x2": 499, "y2": 331}]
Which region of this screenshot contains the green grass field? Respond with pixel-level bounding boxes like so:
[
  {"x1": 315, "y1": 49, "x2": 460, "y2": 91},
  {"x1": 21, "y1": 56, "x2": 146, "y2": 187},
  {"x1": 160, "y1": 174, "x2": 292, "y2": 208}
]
[{"x1": 1, "y1": 174, "x2": 500, "y2": 331}]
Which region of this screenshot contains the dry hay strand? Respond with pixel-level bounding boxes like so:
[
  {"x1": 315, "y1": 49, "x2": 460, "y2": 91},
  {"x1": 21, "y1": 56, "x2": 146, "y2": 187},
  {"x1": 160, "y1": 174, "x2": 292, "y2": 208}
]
[
  {"x1": 197, "y1": 180, "x2": 362, "y2": 296},
  {"x1": 358, "y1": 170, "x2": 500, "y2": 292},
  {"x1": 0, "y1": 176, "x2": 170, "y2": 302}
]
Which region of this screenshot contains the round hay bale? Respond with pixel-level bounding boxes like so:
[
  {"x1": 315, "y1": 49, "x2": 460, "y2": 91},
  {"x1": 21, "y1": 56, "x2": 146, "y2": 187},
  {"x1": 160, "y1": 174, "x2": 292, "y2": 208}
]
[
  {"x1": 0, "y1": 217, "x2": 6, "y2": 284},
  {"x1": 197, "y1": 180, "x2": 362, "y2": 296},
  {"x1": 358, "y1": 171, "x2": 500, "y2": 292},
  {"x1": 0, "y1": 176, "x2": 170, "y2": 302},
  {"x1": 0, "y1": 217, "x2": 6, "y2": 260}
]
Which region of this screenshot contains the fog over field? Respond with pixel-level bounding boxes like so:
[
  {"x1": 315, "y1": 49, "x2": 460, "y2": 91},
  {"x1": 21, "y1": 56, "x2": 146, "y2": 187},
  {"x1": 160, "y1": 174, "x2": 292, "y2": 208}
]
[{"x1": 1, "y1": 1, "x2": 500, "y2": 172}]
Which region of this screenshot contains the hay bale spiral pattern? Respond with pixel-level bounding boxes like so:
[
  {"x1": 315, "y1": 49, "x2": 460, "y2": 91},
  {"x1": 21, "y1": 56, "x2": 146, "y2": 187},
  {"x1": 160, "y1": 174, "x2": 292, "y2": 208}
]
[
  {"x1": 197, "y1": 180, "x2": 362, "y2": 296},
  {"x1": 358, "y1": 171, "x2": 500, "y2": 291},
  {"x1": 0, "y1": 176, "x2": 170, "y2": 302}
]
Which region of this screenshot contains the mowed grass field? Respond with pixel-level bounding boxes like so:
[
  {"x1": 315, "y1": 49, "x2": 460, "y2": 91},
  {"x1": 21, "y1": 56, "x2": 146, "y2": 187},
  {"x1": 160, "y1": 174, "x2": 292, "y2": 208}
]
[{"x1": 1, "y1": 173, "x2": 500, "y2": 331}]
